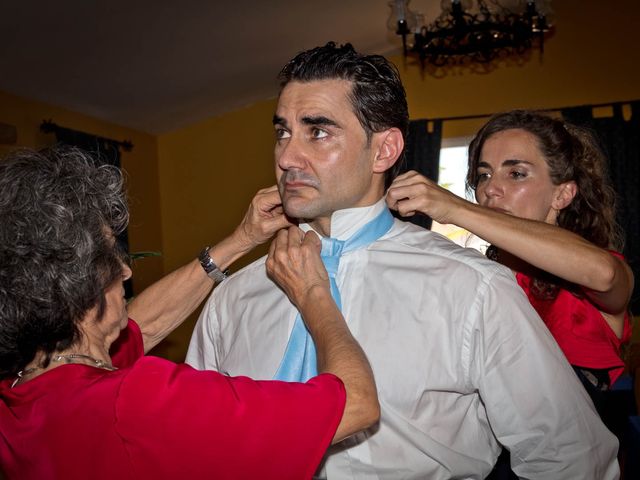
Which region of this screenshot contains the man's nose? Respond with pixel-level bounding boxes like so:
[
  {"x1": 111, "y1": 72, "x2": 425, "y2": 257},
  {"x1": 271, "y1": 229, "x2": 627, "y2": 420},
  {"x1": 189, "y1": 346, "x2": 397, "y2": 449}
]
[{"x1": 276, "y1": 135, "x2": 307, "y2": 171}]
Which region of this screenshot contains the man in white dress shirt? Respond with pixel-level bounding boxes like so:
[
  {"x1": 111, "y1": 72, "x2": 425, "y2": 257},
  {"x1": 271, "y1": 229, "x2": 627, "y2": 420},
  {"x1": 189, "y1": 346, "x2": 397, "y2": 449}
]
[{"x1": 187, "y1": 42, "x2": 619, "y2": 479}]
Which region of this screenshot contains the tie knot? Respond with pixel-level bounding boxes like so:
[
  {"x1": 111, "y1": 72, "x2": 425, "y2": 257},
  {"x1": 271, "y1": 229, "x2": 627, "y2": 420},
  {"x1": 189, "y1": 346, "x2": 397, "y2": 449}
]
[
  {"x1": 318, "y1": 207, "x2": 394, "y2": 276},
  {"x1": 321, "y1": 237, "x2": 345, "y2": 276},
  {"x1": 321, "y1": 237, "x2": 345, "y2": 257}
]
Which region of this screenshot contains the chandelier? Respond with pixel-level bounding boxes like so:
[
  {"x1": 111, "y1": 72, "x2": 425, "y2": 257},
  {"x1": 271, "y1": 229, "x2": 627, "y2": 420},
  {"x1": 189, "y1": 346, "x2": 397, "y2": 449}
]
[{"x1": 388, "y1": 0, "x2": 552, "y2": 69}]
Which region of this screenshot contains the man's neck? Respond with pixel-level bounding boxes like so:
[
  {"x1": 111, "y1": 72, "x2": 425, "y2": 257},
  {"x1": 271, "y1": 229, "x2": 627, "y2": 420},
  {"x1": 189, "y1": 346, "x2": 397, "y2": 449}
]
[
  {"x1": 302, "y1": 198, "x2": 387, "y2": 238},
  {"x1": 306, "y1": 217, "x2": 331, "y2": 237}
]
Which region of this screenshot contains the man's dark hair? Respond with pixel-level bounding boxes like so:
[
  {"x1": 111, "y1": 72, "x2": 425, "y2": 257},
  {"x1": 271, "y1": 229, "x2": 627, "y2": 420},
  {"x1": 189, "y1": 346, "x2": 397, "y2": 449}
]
[
  {"x1": 0, "y1": 146, "x2": 129, "y2": 378},
  {"x1": 278, "y1": 42, "x2": 409, "y2": 186}
]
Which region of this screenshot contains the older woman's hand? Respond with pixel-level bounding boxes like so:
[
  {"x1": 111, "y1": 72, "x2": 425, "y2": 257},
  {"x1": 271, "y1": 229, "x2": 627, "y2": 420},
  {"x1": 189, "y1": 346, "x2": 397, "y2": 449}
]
[
  {"x1": 129, "y1": 185, "x2": 294, "y2": 352},
  {"x1": 266, "y1": 227, "x2": 330, "y2": 310},
  {"x1": 266, "y1": 227, "x2": 381, "y2": 445},
  {"x1": 233, "y1": 185, "x2": 294, "y2": 251}
]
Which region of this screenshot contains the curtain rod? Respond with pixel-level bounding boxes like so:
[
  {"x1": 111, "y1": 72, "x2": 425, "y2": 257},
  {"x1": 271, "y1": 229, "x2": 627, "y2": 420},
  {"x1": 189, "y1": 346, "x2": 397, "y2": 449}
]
[
  {"x1": 424, "y1": 99, "x2": 639, "y2": 123},
  {"x1": 40, "y1": 120, "x2": 134, "y2": 152}
]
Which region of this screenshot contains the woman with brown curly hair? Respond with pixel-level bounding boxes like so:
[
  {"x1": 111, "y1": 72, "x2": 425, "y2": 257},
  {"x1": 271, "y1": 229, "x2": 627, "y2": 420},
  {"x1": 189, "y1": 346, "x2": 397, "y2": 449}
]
[{"x1": 387, "y1": 110, "x2": 634, "y2": 405}]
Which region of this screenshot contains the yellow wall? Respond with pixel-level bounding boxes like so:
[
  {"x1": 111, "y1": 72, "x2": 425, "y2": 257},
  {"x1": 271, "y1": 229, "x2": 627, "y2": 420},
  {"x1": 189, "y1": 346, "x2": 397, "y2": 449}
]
[
  {"x1": 0, "y1": 91, "x2": 164, "y2": 294},
  {"x1": 153, "y1": 100, "x2": 279, "y2": 359},
  {"x1": 3, "y1": 0, "x2": 639, "y2": 362},
  {"x1": 153, "y1": 0, "x2": 640, "y2": 361},
  {"x1": 399, "y1": 0, "x2": 640, "y2": 138}
]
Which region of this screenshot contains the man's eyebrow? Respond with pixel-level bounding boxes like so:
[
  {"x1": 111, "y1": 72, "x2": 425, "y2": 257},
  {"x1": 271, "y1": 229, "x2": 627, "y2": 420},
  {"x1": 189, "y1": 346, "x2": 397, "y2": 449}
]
[
  {"x1": 301, "y1": 115, "x2": 340, "y2": 128},
  {"x1": 272, "y1": 114, "x2": 341, "y2": 129},
  {"x1": 272, "y1": 115, "x2": 287, "y2": 127}
]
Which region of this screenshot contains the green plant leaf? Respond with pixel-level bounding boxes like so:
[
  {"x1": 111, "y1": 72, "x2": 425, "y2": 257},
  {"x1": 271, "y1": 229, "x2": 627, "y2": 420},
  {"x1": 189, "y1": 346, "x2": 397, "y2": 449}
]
[{"x1": 129, "y1": 251, "x2": 162, "y2": 260}]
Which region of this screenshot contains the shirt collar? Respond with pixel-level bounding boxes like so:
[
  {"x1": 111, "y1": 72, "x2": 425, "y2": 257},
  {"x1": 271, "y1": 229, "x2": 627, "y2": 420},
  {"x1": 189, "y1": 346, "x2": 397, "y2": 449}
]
[{"x1": 299, "y1": 197, "x2": 388, "y2": 240}]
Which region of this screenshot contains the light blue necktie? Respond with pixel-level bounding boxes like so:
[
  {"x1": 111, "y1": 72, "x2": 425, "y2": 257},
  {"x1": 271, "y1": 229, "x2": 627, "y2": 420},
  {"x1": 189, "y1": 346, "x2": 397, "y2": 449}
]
[{"x1": 273, "y1": 207, "x2": 394, "y2": 382}]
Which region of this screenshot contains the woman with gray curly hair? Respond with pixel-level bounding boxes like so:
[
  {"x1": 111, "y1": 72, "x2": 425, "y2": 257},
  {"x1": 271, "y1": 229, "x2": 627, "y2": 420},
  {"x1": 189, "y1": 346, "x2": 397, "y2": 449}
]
[
  {"x1": 387, "y1": 110, "x2": 633, "y2": 408},
  {"x1": 0, "y1": 147, "x2": 379, "y2": 479}
]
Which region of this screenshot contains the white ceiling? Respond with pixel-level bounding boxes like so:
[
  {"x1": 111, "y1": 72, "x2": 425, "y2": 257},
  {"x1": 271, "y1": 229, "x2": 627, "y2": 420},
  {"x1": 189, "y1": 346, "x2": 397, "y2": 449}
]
[{"x1": 1, "y1": 1, "x2": 451, "y2": 134}]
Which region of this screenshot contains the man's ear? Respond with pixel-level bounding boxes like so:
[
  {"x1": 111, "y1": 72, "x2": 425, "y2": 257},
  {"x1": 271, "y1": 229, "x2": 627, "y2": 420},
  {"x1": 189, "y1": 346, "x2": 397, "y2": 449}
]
[
  {"x1": 552, "y1": 181, "x2": 577, "y2": 210},
  {"x1": 372, "y1": 128, "x2": 404, "y2": 174}
]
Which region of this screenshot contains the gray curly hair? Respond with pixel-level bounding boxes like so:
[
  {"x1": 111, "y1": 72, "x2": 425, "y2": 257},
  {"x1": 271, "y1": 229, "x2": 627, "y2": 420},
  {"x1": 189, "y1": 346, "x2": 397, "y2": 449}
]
[{"x1": 0, "y1": 146, "x2": 129, "y2": 378}]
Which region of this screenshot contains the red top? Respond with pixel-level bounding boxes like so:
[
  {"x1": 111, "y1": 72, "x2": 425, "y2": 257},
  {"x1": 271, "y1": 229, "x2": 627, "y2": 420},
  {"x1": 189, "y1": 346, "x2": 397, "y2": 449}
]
[
  {"x1": 516, "y1": 261, "x2": 631, "y2": 385},
  {"x1": 0, "y1": 320, "x2": 346, "y2": 480}
]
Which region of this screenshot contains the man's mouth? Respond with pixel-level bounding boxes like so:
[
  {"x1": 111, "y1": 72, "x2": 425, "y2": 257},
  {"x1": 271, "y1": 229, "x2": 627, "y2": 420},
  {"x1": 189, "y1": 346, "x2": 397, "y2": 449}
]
[
  {"x1": 280, "y1": 173, "x2": 318, "y2": 190},
  {"x1": 285, "y1": 180, "x2": 311, "y2": 189}
]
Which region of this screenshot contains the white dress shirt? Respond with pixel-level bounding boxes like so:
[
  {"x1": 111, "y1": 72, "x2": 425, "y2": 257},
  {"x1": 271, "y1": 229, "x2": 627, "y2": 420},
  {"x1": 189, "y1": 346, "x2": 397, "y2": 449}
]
[{"x1": 186, "y1": 199, "x2": 619, "y2": 480}]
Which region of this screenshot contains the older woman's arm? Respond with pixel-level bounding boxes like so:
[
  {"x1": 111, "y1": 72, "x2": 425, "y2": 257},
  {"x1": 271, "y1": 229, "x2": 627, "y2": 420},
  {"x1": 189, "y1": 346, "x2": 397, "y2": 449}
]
[
  {"x1": 266, "y1": 227, "x2": 380, "y2": 443},
  {"x1": 128, "y1": 186, "x2": 292, "y2": 352}
]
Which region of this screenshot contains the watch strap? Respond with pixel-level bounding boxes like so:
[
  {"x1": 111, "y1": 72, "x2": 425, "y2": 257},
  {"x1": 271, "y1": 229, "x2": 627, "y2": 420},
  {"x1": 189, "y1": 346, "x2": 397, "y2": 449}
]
[{"x1": 198, "y1": 246, "x2": 228, "y2": 283}]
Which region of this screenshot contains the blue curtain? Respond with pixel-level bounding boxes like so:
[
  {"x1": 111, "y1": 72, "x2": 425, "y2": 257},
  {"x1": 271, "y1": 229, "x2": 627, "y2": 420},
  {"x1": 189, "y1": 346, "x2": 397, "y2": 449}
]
[
  {"x1": 561, "y1": 102, "x2": 640, "y2": 314},
  {"x1": 51, "y1": 126, "x2": 123, "y2": 168},
  {"x1": 395, "y1": 119, "x2": 443, "y2": 229},
  {"x1": 42, "y1": 123, "x2": 134, "y2": 298}
]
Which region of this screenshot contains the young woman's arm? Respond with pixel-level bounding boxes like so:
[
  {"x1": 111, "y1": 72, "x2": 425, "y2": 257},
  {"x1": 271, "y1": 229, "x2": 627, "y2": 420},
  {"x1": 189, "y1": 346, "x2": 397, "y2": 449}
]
[{"x1": 387, "y1": 171, "x2": 634, "y2": 320}]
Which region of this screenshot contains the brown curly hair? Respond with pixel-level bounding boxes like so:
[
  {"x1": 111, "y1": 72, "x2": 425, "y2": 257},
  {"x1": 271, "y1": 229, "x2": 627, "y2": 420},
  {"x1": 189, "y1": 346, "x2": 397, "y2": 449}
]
[
  {"x1": 466, "y1": 110, "x2": 624, "y2": 299},
  {"x1": 467, "y1": 110, "x2": 624, "y2": 250}
]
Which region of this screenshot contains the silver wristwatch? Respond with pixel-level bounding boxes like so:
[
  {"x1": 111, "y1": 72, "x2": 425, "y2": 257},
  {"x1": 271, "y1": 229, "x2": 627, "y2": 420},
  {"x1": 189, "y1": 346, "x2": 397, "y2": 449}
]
[{"x1": 198, "y1": 246, "x2": 228, "y2": 283}]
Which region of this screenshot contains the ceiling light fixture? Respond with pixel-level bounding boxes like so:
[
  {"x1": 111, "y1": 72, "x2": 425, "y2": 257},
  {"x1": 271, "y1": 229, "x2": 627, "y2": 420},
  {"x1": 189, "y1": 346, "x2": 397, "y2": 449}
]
[{"x1": 388, "y1": 0, "x2": 552, "y2": 70}]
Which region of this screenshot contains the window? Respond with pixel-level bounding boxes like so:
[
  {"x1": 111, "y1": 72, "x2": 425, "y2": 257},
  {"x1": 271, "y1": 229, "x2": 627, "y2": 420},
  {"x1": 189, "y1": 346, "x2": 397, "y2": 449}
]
[{"x1": 430, "y1": 139, "x2": 489, "y2": 254}]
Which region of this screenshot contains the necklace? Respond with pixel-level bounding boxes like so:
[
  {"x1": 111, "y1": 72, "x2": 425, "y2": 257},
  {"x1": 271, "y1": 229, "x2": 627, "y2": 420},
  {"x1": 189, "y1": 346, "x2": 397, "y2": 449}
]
[
  {"x1": 11, "y1": 353, "x2": 117, "y2": 388},
  {"x1": 10, "y1": 368, "x2": 39, "y2": 388},
  {"x1": 52, "y1": 353, "x2": 117, "y2": 371}
]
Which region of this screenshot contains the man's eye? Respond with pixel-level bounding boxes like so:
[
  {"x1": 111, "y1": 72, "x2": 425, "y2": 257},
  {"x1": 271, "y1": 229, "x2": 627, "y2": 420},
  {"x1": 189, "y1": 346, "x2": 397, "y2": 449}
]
[
  {"x1": 311, "y1": 128, "x2": 328, "y2": 139},
  {"x1": 275, "y1": 128, "x2": 290, "y2": 140}
]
